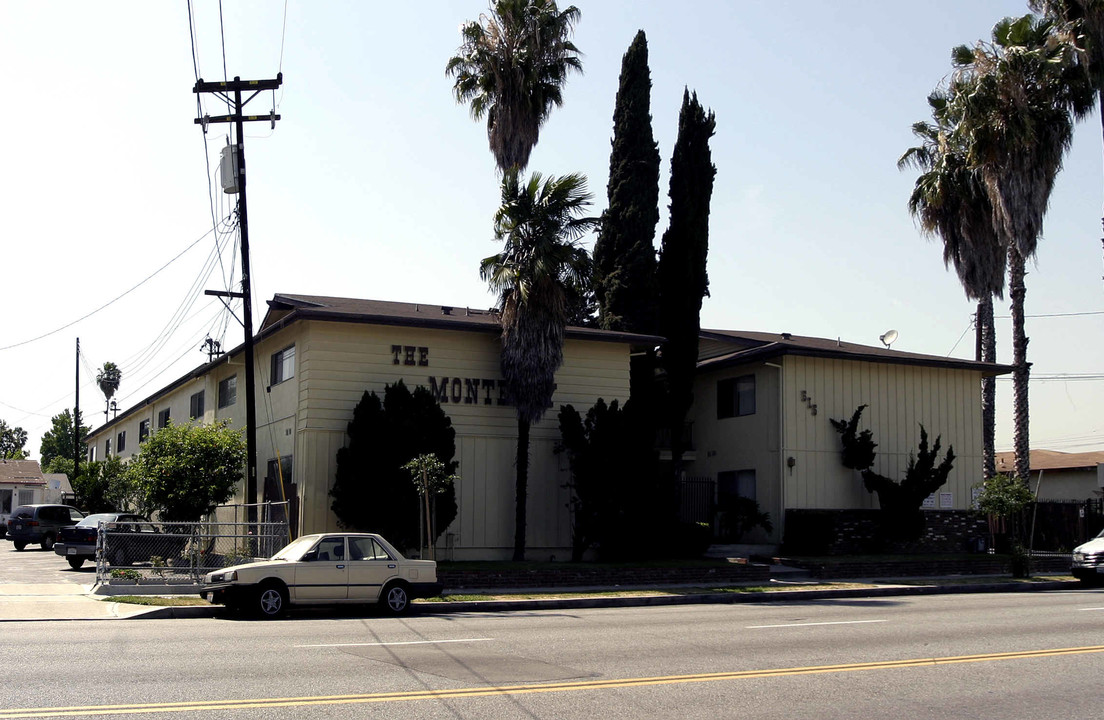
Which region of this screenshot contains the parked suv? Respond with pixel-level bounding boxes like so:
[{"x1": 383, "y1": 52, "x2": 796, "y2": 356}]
[{"x1": 6, "y1": 505, "x2": 85, "y2": 551}]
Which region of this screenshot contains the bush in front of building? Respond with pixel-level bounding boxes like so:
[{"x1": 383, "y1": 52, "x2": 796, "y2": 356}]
[
  {"x1": 126, "y1": 420, "x2": 246, "y2": 522},
  {"x1": 558, "y1": 398, "x2": 672, "y2": 561},
  {"x1": 330, "y1": 381, "x2": 458, "y2": 552},
  {"x1": 831, "y1": 404, "x2": 955, "y2": 542}
]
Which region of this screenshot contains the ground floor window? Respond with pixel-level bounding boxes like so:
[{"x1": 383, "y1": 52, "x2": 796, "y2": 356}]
[{"x1": 718, "y1": 469, "x2": 756, "y2": 502}]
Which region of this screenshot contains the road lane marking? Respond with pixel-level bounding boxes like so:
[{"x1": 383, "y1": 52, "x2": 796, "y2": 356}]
[
  {"x1": 746, "y1": 619, "x2": 888, "y2": 629},
  {"x1": 2, "y1": 645, "x2": 1102, "y2": 718},
  {"x1": 295, "y1": 638, "x2": 494, "y2": 648},
  {"x1": 1077, "y1": 607, "x2": 1104, "y2": 612}
]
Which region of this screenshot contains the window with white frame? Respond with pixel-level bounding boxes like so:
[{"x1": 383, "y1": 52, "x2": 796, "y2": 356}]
[
  {"x1": 189, "y1": 390, "x2": 205, "y2": 419},
  {"x1": 218, "y1": 375, "x2": 237, "y2": 409},
  {"x1": 271, "y1": 345, "x2": 295, "y2": 385},
  {"x1": 717, "y1": 374, "x2": 756, "y2": 419}
]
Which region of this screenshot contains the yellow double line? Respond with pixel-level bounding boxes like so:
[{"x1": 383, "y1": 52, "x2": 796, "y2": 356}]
[{"x1": 3, "y1": 645, "x2": 1102, "y2": 718}]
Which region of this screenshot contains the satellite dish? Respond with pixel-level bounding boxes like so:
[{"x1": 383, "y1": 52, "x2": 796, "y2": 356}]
[{"x1": 880, "y1": 329, "x2": 899, "y2": 349}]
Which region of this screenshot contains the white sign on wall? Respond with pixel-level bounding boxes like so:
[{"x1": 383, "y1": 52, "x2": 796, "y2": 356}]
[
  {"x1": 922, "y1": 493, "x2": 937, "y2": 509},
  {"x1": 939, "y1": 492, "x2": 953, "y2": 509}
]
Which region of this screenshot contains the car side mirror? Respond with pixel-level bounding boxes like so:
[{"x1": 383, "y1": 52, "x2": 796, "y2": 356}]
[{"x1": 302, "y1": 550, "x2": 318, "y2": 562}]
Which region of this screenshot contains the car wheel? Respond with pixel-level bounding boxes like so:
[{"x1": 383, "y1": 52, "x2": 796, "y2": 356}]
[
  {"x1": 381, "y1": 582, "x2": 411, "y2": 615},
  {"x1": 13, "y1": 541, "x2": 27, "y2": 551},
  {"x1": 255, "y1": 582, "x2": 288, "y2": 619},
  {"x1": 41, "y1": 534, "x2": 56, "y2": 551},
  {"x1": 67, "y1": 557, "x2": 85, "y2": 570}
]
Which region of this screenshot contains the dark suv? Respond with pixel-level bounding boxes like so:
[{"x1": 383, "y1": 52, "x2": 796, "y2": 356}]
[{"x1": 6, "y1": 505, "x2": 85, "y2": 551}]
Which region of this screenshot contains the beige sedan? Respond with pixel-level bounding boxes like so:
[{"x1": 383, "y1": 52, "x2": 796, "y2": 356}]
[{"x1": 200, "y1": 533, "x2": 441, "y2": 618}]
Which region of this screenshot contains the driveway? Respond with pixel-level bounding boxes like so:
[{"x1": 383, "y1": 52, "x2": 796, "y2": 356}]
[{"x1": 0, "y1": 541, "x2": 96, "y2": 585}]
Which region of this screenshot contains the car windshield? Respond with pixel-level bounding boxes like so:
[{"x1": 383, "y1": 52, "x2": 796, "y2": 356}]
[
  {"x1": 271, "y1": 536, "x2": 319, "y2": 561},
  {"x1": 77, "y1": 514, "x2": 119, "y2": 527}
]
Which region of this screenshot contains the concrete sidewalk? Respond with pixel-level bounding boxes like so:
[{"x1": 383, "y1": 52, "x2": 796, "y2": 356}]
[
  {"x1": 0, "y1": 584, "x2": 159, "y2": 622},
  {"x1": 0, "y1": 576, "x2": 1085, "y2": 622}
]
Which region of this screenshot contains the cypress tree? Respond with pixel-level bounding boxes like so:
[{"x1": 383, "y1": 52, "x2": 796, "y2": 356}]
[
  {"x1": 657, "y1": 89, "x2": 716, "y2": 466},
  {"x1": 594, "y1": 30, "x2": 661, "y2": 334}
]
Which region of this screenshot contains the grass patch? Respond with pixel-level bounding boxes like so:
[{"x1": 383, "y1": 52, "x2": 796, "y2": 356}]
[
  {"x1": 103, "y1": 595, "x2": 209, "y2": 607},
  {"x1": 427, "y1": 581, "x2": 885, "y2": 602},
  {"x1": 436, "y1": 558, "x2": 743, "y2": 571}
]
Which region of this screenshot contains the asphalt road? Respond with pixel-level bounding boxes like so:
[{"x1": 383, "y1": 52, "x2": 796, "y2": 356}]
[
  {"x1": 0, "y1": 541, "x2": 95, "y2": 584},
  {"x1": 2, "y1": 588, "x2": 1102, "y2": 719}
]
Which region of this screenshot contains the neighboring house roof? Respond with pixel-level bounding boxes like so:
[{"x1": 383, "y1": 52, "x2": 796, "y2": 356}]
[
  {"x1": 43, "y1": 473, "x2": 73, "y2": 494},
  {"x1": 995, "y1": 450, "x2": 1104, "y2": 474},
  {"x1": 697, "y1": 329, "x2": 1012, "y2": 376},
  {"x1": 0, "y1": 459, "x2": 46, "y2": 486},
  {"x1": 262, "y1": 293, "x2": 664, "y2": 346}
]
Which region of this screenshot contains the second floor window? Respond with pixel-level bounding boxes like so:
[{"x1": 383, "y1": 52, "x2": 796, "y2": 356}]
[
  {"x1": 117, "y1": 431, "x2": 126, "y2": 454},
  {"x1": 271, "y1": 345, "x2": 295, "y2": 385},
  {"x1": 139, "y1": 419, "x2": 150, "y2": 443},
  {"x1": 105, "y1": 438, "x2": 111, "y2": 457},
  {"x1": 218, "y1": 375, "x2": 237, "y2": 409},
  {"x1": 158, "y1": 408, "x2": 171, "y2": 429},
  {"x1": 717, "y1": 375, "x2": 756, "y2": 419},
  {"x1": 190, "y1": 390, "x2": 205, "y2": 419}
]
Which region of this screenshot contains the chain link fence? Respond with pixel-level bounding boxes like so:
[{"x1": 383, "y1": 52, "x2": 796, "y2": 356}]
[{"x1": 95, "y1": 502, "x2": 290, "y2": 585}]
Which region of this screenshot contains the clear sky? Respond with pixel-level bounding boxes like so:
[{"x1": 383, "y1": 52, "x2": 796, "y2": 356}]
[{"x1": 1, "y1": 1, "x2": 1101, "y2": 462}]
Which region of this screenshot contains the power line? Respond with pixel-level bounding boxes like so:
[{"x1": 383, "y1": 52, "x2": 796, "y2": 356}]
[
  {"x1": 946, "y1": 318, "x2": 974, "y2": 357},
  {"x1": 994, "y1": 310, "x2": 1104, "y2": 319},
  {"x1": 0, "y1": 228, "x2": 215, "y2": 352}
]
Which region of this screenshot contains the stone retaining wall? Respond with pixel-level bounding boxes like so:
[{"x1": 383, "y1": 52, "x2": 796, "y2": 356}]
[{"x1": 783, "y1": 509, "x2": 990, "y2": 555}]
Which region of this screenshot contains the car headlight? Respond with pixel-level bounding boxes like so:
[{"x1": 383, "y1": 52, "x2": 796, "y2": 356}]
[
  {"x1": 1073, "y1": 552, "x2": 1085, "y2": 563},
  {"x1": 211, "y1": 570, "x2": 237, "y2": 583}
]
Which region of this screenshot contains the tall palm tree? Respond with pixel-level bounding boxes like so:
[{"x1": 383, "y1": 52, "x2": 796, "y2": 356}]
[
  {"x1": 1029, "y1": 1, "x2": 1104, "y2": 270},
  {"x1": 951, "y1": 14, "x2": 1093, "y2": 480},
  {"x1": 447, "y1": 0, "x2": 583, "y2": 173},
  {"x1": 96, "y1": 361, "x2": 122, "y2": 418},
  {"x1": 899, "y1": 87, "x2": 1006, "y2": 479},
  {"x1": 481, "y1": 169, "x2": 598, "y2": 560}
]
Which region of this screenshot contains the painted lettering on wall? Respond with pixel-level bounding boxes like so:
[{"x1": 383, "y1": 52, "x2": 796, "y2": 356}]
[
  {"x1": 392, "y1": 345, "x2": 430, "y2": 367},
  {"x1": 429, "y1": 376, "x2": 509, "y2": 406}
]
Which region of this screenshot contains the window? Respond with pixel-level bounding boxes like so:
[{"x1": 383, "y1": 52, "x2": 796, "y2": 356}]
[
  {"x1": 105, "y1": 438, "x2": 111, "y2": 457},
  {"x1": 157, "y1": 408, "x2": 171, "y2": 429},
  {"x1": 218, "y1": 375, "x2": 237, "y2": 409},
  {"x1": 189, "y1": 390, "x2": 205, "y2": 419},
  {"x1": 116, "y1": 431, "x2": 126, "y2": 454},
  {"x1": 89, "y1": 446, "x2": 96, "y2": 462},
  {"x1": 349, "y1": 536, "x2": 391, "y2": 561},
  {"x1": 717, "y1": 374, "x2": 756, "y2": 419},
  {"x1": 271, "y1": 345, "x2": 295, "y2": 385},
  {"x1": 718, "y1": 470, "x2": 757, "y2": 502},
  {"x1": 139, "y1": 419, "x2": 150, "y2": 443}
]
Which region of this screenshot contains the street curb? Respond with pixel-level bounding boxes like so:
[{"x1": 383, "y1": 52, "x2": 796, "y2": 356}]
[{"x1": 119, "y1": 579, "x2": 1081, "y2": 620}]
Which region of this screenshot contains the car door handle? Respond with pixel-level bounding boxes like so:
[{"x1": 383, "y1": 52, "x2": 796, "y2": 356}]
[
  {"x1": 336, "y1": 564, "x2": 345, "y2": 569},
  {"x1": 388, "y1": 564, "x2": 396, "y2": 569}
]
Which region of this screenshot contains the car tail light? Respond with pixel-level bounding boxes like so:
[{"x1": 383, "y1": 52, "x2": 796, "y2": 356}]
[{"x1": 27, "y1": 521, "x2": 39, "y2": 527}]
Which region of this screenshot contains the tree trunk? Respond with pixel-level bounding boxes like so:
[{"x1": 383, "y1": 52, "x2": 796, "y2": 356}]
[
  {"x1": 513, "y1": 418, "x2": 530, "y2": 561},
  {"x1": 978, "y1": 298, "x2": 997, "y2": 480},
  {"x1": 1008, "y1": 246, "x2": 1030, "y2": 482}
]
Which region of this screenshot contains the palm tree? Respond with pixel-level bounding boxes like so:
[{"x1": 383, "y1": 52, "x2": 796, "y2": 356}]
[
  {"x1": 96, "y1": 361, "x2": 122, "y2": 418},
  {"x1": 481, "y1": 169, "x2": 598, "y2": 560},
  {"x1": 899, "y1": 87, "x2": 1006, "y2": 479},
  {"x1": 1029, "y1": 1, "x2": 1104, "y2": 268},
  {"x1": 446, "y1": 0, "x2": 583, "y2": 173},
  {"x1": 950, "y1": 14, "x2": 1093, "y2": 480}
]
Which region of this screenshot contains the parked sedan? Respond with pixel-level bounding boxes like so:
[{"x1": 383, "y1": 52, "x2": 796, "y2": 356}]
[
  {"x1": 54, "y1": 513, "x2": 156, "y2": 570},
  {"x1": 200, "y1": 533, "x2": 442, "y2": 618}
]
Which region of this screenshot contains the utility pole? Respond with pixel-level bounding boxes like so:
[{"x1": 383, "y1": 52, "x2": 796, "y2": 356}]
[
  {"x1": 194, "y1": 74, "x2": 282, "y2": 525},
  {"x1": 74, "y1": 338, "x2": 80, "y2": 483}
]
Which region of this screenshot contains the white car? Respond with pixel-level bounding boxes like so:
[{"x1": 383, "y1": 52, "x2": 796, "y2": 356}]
[
  {"x1": 1072, "y1": 528, "x2": 1104, "y2": 586},
  {"x1": 200, "y1": 533, "x2": 442, "y2": 618}
]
